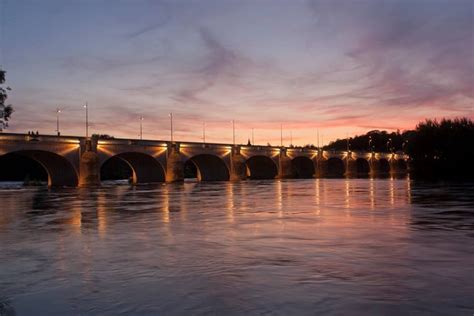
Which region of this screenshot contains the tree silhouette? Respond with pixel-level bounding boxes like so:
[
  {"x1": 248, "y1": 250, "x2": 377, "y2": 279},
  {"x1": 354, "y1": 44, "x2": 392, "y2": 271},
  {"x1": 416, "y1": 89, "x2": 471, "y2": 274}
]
[
  {"x1": 0, "y1": 68, "x2": 13, "y2": 131},
  {"x1": 325, "y1": 130, "x2": 409, "y2": 152},
  {"x1": 405, "y1": 118, "x2": 474, "y2": 178},
  {"x1": 324, "y1": 117, "x2": 473, "y2": 179}
]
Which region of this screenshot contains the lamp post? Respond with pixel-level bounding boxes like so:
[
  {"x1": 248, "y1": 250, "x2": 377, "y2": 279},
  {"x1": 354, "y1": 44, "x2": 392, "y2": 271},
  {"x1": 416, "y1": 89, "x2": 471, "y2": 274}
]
[
  {"x1": 139, "y1": 116, "x2": 144, "y2": 140},
  {"x1": 203, "y1": 121, "x2": 206, "y2": 144},
  {"x1": 369, "y1": 136, "x2": 372, "y2": 151},
  {"x1": 169, "y1": 112, "x2": 173, "y2": 142},
  {"x1": 317, "y1": 129, "x2": 320, "y2": 149},
  {"x1": 251, "y1": 128, "x2": 254, "y2": 145},
  {"x1": 231, "y1": 120, "x2": 235, "y2": 145},
  {"x1": 290, "y1": 131, "x2": 293, "y2": 147},
  {"x1": 84, "y1": 102, "x2": 89, "y2": 139},
  {"x1": 56, "y1": 107, "x2": 61, "y2": 136},
  {"x1": 280, "y1": 124, "x2": 283, "y2": 147}
]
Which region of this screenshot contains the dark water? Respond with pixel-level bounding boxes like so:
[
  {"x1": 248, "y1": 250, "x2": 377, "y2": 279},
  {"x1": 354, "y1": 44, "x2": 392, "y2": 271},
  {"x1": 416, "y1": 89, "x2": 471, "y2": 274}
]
[{"x1": 0, "y1": 179, "x2": 473, "y2": 315}]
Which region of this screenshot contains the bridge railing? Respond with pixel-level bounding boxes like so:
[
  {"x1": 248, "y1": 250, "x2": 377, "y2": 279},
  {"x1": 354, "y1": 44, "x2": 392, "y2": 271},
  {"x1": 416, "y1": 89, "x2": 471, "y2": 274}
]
[{"x1": 0, "y1": 132, "x2": 82, "y2": 144}]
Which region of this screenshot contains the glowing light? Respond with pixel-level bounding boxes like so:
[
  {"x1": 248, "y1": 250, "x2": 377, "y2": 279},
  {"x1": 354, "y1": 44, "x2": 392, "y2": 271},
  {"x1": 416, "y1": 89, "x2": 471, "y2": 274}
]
[
  {"x1": 152, "y1": 148, "x2": 167, "y2": 158},
  {"x1": 57, "y1": 144, "x2": 81, "y2": 156},
  {"x1": 226, "y1": 183, "x2": 235, "y2": 223},
  {"x1": 369, "y1": 178, "x2": 375, "y2": 210}
]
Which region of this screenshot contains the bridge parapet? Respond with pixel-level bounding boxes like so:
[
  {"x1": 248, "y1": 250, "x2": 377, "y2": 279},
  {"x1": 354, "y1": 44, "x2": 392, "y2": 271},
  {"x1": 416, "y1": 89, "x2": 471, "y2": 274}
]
[{"x1": 0, "y1": 133, "x2": 82, "y2": 146}]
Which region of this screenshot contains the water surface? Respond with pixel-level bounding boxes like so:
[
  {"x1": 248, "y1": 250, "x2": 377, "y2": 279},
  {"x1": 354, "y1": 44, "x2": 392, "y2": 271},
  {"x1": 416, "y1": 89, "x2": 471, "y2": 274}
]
[{"x1": 1, "y1": 179, "x2": 473, "y2": 315}]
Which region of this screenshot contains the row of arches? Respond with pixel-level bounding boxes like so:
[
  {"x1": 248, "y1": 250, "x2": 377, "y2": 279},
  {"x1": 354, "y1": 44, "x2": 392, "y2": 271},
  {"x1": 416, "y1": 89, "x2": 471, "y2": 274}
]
[
  {"x1": 325, "y1": 157, "x2": 398, "y2": 177},
  {"x1": 0, "y1": 151, "x2": 407, "y2": 186}
]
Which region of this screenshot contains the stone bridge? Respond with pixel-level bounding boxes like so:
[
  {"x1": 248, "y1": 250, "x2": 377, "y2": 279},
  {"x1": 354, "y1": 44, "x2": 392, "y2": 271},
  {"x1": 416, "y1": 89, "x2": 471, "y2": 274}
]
[{"x1": 0, "y1": 133, "x2": 409, "y2": 187}]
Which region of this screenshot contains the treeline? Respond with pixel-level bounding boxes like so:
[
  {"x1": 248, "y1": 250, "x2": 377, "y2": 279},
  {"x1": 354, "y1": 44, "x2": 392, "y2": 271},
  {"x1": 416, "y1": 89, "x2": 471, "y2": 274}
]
[
  {"x1": 325, "y1": 118, "x2": 474, "y2": 178},
  {"x1": 0, "y1": 68, "x2": 14, "y2": 131},
  {"x1": 324, "y1": 130, "x2": 411, "y2": 152},
  {"x1": 405, "y1": 118, "x2": 474, "y2": 178}
]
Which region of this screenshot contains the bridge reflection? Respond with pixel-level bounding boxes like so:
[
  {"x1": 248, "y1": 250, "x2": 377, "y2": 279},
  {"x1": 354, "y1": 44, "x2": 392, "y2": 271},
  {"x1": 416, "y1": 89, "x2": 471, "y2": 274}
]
[{"x1": 0, "y1": 179, "x2": 418, "y2": 247}]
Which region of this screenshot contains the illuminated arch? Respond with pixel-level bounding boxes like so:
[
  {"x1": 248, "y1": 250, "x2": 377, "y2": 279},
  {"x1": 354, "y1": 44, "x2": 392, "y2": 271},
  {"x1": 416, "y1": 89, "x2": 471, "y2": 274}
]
[
  {"x1": 0, "y1": 150, "x2": 78, "y2": 187},
  {"x1": 184, "y1": 154, "x2": 229, "y2": 181},
  {"x1": 378, "y1": 158, "x2": 391, "y2": 174},
  {"x1": 100, "y1": 152, "x2": 165, "y2": 184},
  {"x1": 291, "y1": 156, "x2": 315, "y2": 178},
  {"x1": 326, "y1": 157, "x2": 345, "y2": 177},
  {"x1": 356, "y1": 158, "x2": 370, "y2": 175},
  {"x1": 246, "y1": 155, "x2": 278, "y2": 179},
  {"x1": 396, "y1": 159, "x2": 407, "y2": 171}
]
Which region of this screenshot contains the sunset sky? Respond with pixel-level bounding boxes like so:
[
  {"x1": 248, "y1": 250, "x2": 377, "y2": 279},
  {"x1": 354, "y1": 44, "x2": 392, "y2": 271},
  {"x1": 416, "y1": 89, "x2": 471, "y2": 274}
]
[{"x1": 1, "y1": 0, "x2": 473, "y2": 145}]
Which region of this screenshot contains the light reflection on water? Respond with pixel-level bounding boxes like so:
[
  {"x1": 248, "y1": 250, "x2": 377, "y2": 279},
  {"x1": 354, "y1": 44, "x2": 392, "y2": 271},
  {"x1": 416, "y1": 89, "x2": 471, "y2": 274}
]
[{"x1": 0, "y1": 179, "x2": 473, "y2": 315}]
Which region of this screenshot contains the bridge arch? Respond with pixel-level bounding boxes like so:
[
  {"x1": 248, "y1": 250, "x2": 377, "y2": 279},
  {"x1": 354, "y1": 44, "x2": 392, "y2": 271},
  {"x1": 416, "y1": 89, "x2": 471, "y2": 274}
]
[
  {"x1": 356, "y1": 158, "x2": 370, "y2": 175},
  {"x1": 184, "y1": 154, "x2": 229, "y2": 181},
  {"x1": 246, "y1": 155, "x2": 278, "y2": 179},
  {"x1": 326, "y1": 157, "x2": 345, "y2": 177},
  {"x1": 100, "y1": 152, "x2": 165, "y2": 184},
  {"x1": 378, "y1": 158, "x2": 391, "y2": 174},
  {"x1": 396, "y1": 159, "x2": 408, "y2": 171},
  {"x1": 0, "y1": 150, "x2": 78, "y2": 187},
  {"x1": 291, "y1": 156, "x2": 315, "y2": 178}
]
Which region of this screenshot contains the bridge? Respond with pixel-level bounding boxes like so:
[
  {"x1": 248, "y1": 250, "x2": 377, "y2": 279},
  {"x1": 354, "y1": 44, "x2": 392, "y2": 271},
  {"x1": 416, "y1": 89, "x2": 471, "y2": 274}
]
[{"x1": 0, "y1": 133, "x2": 409, "y2": 187}]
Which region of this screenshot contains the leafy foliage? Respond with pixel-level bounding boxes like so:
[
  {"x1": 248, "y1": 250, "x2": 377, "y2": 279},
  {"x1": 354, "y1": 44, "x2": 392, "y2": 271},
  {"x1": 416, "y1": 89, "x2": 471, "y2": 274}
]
[
  {"x1": 92, "y1": 134, "x2": 115, "y2": 139},
  {"x1": 325, "y1": 117, "x2": 473, "y2": 178},
  {"x1": 0, "y1": 68, "x2": 13, "y2": 131},
  {"x1": 405, "y1": 118, "x2": 474, "y2": 178},
  {"x1": 325, "y1": 130, "x2": 410, "y2": 152}
]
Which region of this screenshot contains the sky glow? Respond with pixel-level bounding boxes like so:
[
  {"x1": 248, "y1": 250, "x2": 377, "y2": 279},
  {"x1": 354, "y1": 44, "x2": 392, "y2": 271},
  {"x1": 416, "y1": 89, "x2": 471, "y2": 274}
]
[{"x1": 1, "y1": 0, "x2": 473, "y2": 145}]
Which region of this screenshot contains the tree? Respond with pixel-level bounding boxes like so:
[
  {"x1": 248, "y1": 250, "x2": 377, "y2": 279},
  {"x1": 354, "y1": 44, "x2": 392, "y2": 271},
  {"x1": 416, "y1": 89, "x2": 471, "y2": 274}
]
[
  {"x1": 324, "y1": 130, "x2": 406, "y2": 152},
  {"x1": 0, "y1": 68, "x2": 13, "y2": 131},
  {"x1": 405, "y1": 118, "x2": 474, "y2": 178}
]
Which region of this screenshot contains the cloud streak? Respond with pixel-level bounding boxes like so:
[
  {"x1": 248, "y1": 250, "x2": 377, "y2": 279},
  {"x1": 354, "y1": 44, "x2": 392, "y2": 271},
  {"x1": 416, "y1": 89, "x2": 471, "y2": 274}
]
[{"x1": 3, "y1": 0, "x2": 473, "y2": 145}]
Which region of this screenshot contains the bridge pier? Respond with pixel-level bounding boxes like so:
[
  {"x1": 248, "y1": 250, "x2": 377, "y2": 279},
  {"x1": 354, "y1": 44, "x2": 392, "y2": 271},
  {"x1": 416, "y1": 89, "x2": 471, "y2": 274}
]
[
  {"x1": 79, "y1": 139, "x2": 100, "y2": 187},
  {"x1": 277, "y1": 148, "x2": 293, "y2": 179},
  {"x1": 345, "y1": 154, "x2": 357, "y2": 178},
  {"x1": 315, "y1": 156, "x2": 327, "y2": 178},
  {"x1": 369, "y1": 156, "x2": 380, "y2": 177},
  {"x1": 166, "y1": 143, "x2": 184, "y2": 182},
  {"x1": 230, "y1": 147, "x2": 247, "y2": 181}
]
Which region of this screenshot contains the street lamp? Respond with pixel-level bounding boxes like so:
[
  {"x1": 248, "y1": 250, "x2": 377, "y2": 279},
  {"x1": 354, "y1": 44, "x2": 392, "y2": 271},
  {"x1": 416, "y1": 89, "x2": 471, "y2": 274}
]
[
  {"x1": 56, "y1": 107, "x2": 61, "y2": 136},
  {"x1": 169, "y1": 112, "x2": 173, "y2": 142},
  {"x1": 317, "y1": 129, "x2": 320, "y2": 149},
  {"x1": 251, "y1": 128, "x2": 254, "y2": 146},
  {"x1": 203, "y1": 121, "x2": 206, "y2": 144},
  {"x1": 139, "y1": 116, "x2": 144, "y2": 140},
  {"x1": 280, "y1": 124, "x2": 283, "y2": 147},
  {"x1": 84, "y1": 102, "x2": 89, "y2": 139},
  {"x1": 231, "y1": 120, "x2": 235, "y2": 145}
]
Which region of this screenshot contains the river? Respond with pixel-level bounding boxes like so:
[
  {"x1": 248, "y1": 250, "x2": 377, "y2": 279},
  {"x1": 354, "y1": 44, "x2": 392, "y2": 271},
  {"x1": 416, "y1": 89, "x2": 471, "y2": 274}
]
[{"x1": 0, "y1": 179, "x2": 473, "y2": 315}]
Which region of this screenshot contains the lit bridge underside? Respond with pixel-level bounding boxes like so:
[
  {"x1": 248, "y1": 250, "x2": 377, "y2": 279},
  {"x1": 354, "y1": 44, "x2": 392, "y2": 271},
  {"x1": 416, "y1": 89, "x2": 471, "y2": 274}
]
[{"x1": 0, "y1": 133, "x2": 409, "y2": 187}]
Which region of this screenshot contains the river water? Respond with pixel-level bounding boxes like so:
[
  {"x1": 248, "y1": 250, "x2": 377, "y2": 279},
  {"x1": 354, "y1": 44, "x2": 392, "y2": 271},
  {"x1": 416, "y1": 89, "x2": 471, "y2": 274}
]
[{"x1": 0, "y1": 179, "x2": 473, "y2": 315}]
